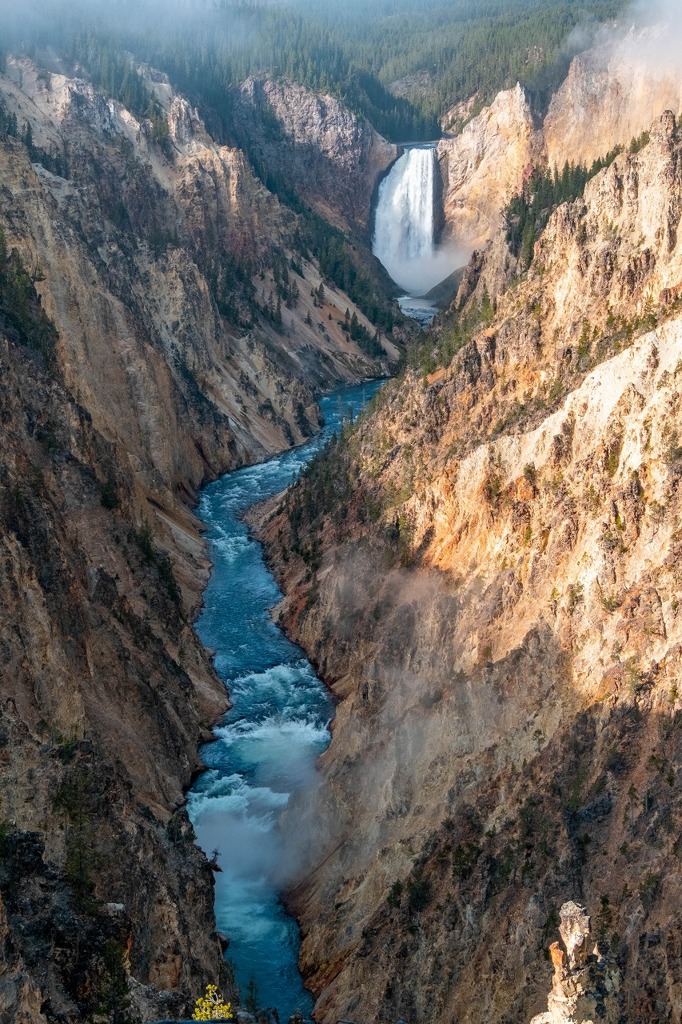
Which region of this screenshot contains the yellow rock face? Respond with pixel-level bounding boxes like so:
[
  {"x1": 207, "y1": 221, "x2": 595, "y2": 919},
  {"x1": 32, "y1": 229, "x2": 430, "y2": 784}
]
[{"x1": 258, "y1": 108, "x2": 682, "y2": 1024}]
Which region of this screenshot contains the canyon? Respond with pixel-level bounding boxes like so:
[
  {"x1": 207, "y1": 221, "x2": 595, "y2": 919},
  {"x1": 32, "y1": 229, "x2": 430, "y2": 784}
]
[
  {"x1": 0, "y1": 54, "x2": 396, "y2": 1022},
  {"x1": 2, "y1": 10, "x2": 682, "y2": 1024}
]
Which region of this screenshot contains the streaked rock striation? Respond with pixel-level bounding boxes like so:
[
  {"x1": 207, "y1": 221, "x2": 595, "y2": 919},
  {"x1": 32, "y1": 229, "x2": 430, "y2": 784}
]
[
  {"x1": 258, "y1": 112, "x2": 682, "y2": 1024},
  {"x1": 436, "y1": 84, "x2": 541, "y2": 247}
]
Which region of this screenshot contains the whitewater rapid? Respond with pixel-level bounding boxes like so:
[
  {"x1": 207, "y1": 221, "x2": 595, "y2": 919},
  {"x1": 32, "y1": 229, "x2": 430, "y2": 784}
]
[{"x1": 188, "y1": 381, "x2": 383, "y2": 1021}]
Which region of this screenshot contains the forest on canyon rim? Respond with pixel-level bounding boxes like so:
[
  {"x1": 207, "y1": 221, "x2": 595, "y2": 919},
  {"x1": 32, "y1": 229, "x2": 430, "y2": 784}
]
[{"x1": 1, "y1": 0, "x2": 682, "y2": 1023}]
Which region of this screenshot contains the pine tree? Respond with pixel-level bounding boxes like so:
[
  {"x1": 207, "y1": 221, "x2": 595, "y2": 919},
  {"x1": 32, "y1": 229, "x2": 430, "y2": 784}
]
[
  {"x1": 94, "y1": 941, "x2": 135, "y2": 1024},
  {"x1": 22, "y1": 121, "x2": 33, "y2": 157}
]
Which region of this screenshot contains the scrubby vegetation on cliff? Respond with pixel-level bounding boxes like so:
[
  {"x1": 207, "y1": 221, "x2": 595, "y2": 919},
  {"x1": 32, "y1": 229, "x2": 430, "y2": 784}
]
[
  {"x1": 505, "y1": 130, "x2": 652, "y2": 269},
  {"x1": 0, "y1": 226, "x2": 58, "y2": 364}
]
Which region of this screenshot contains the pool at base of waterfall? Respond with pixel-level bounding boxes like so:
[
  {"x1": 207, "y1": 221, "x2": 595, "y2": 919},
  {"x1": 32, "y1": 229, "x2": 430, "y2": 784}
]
[
  {"x1": 188, "y1": 380, "x2": 384, "y2": 1023},
  {"x1": 398, "y1": 295, "x2": 438, "y2": 326}
]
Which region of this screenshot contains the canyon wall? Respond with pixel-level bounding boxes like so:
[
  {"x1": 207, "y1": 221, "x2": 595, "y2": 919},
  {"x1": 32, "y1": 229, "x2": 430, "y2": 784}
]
[
  {"x1": 0, "y1": 323, "x2": 227, "y2": 1021},
  {"x1": 436, "y1": 84, "x2": 541, "y2": 248},
  {"x1": 544, "y1": 27, "x2": 682, "y2": 170},
  {"x1": 259, "y1": 111, "x2": 682, "y2": 1024},
  {"x1": 233, "y1": 77, "x2": 399, "y2": 234},
  {"x1": 0, "y1": 56, "x2": 395, "y2": 1021},
  {"x1": 437, "y1": 25, "x2": 682, "y2": 257}
]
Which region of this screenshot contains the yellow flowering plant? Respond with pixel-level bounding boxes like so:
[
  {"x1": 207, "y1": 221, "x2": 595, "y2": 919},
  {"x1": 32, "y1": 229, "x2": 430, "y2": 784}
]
[{"x1": 191, "y1": 983, "x2": 233, "y2": 1020}]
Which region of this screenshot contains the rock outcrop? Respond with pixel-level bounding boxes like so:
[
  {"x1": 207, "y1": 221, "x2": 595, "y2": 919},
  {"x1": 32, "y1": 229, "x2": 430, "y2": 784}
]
[
  {"x1": 436, "y1": 84, "x2": 541, "y2": 246},
  {"x1": 257, "y1": 112, "x2": 682, "y2": 1024},
  {"x1": 531, "y1": 903, "x2": 621, "y2": 1024},
  {"x1": 234, "y1": 77, "x2": 398, "y2": 233}
]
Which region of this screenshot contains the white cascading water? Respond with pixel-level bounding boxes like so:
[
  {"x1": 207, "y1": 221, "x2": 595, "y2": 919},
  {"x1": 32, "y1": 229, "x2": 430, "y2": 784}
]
[
  {"x1": 373, "y1": 145, "x2": 462, "y2": 310},
  {"x1": 374, "y1": 146, "x2": 435, "y2": 278}
]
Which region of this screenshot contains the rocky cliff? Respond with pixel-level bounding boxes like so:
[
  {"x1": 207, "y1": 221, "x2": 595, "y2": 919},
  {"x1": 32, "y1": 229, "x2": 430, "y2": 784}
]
[
  {"x1": 0, "y1": 271, "x2": 226, "y2": 1022},
  {"x1": 0, "y1": 54, "x2": 396, "y2": 1022},
  {"x1": 436, "y1": 23, "x2": 682, "y2": 257},
  {"x1": 257, "y1": 112, "x2": 682, "y2": 1024},
  {"x1": 531, "y1": 902, "x2": 621, "y2": 1024},
  {"x1": 233, "y1": 77, "x2": 398, "y2": 234},
  {"x1": 436, "y1": 84, "x2": 541, "y2": 248},
  {"x1": 0, "y1": 58, "x2": 393, "y2": 487},
  {"x1": 544, "y1": 26, "x2": 682, "y2": 171}
]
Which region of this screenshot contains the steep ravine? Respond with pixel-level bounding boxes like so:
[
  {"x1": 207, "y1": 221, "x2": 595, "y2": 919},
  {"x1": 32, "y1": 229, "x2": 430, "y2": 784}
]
[
  {"x1": 0, "y1": 54, "x2": 398, "y2": 1022},
  {"x1": 257, "y1": 113, "x2": 682, "y2": 1024},
  {"x1": 3, "y1": 22, "x2": 680, "y2": 1022}
]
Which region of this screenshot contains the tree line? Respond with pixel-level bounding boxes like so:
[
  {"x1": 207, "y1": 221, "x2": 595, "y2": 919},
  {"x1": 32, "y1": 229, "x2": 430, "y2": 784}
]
[{"x1": 2, "y1": 0, "x2": 627, "y2": 144}]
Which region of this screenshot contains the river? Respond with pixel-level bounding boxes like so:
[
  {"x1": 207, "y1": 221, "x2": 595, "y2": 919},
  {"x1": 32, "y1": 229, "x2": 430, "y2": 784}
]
[{"x1": 187, "y1": 379, "x2": 384, "y2": 1021}]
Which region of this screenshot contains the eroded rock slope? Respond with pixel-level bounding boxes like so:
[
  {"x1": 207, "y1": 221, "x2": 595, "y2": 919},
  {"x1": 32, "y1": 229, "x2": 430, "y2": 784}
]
[
  {"x1": 436, "y1": 84, "x2": 541, "y2": 248},
  {"x1": 0, "y1": 55, "x2": 396, "y2": 1021},
  {"x1": 258, "y1": 112, "x2": 682, "y2": 1024},
  {"x1": 234, "y1": 77, "x2": 398, "y2": 234}
]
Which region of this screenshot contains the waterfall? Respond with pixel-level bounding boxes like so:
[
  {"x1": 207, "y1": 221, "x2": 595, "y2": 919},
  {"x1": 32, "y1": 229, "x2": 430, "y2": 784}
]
[
  {"x1": 375, "y1": 146, "x2": 436, "y2": 268},
  {"x1": 373, "y1": 145, "x2": 458, "y2": 299}
]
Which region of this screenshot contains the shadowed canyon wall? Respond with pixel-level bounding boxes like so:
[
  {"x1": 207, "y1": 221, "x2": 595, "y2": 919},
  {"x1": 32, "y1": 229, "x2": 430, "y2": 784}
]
[{"x1": 0, "y1": 54, "x2": 396, "y2": 1021}]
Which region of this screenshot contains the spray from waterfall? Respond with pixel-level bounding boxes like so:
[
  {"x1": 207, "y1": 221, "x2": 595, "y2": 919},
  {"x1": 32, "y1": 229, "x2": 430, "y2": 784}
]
[{"x1": 373, "y1": 145, "x2": 468, "y2": 298}]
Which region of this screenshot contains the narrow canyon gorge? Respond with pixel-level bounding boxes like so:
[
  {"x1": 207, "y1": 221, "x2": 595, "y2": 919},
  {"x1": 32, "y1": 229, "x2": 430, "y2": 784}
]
[
  {"x1": 256, "y1": 31, "x2": 682, "y2": 1024},
  {"x1": 1, "y1": 6, "x2": 681, "y2": 1024}
]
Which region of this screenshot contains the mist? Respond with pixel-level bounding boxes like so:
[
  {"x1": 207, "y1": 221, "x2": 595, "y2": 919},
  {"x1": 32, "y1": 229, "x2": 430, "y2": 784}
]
[
  {"x1": 0, "y1": 0, "x2": 233, "y2": 48},
  {"x1": 373, "y1": 147, "x2": 471, "y2": 298},
  {"x1": 575, "y1": 0, "x2": 682, "y2": 78},
  {"x1": 625, "y1": 0, "x2": 682, "y2": 75},
  {"x1": 378, "y1": 241, "x2": 471, "y2": 298}
]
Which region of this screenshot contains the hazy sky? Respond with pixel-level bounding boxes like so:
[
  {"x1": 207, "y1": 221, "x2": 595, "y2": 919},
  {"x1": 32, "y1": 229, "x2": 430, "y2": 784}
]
[{"x1": 0, "y1": 0, "x2": 678, "y2": 30}]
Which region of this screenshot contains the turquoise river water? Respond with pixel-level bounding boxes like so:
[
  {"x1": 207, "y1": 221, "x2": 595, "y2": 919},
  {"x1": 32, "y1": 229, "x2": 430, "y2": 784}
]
[{"x1": 188, "y1": 380, "x2": 383, "y2": 1021}]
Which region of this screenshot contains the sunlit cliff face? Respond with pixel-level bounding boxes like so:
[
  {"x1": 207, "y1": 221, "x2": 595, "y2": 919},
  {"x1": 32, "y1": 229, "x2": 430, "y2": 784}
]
[{"x1": 256, "y1": 105, "x2": 682, "y2": 1024}]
